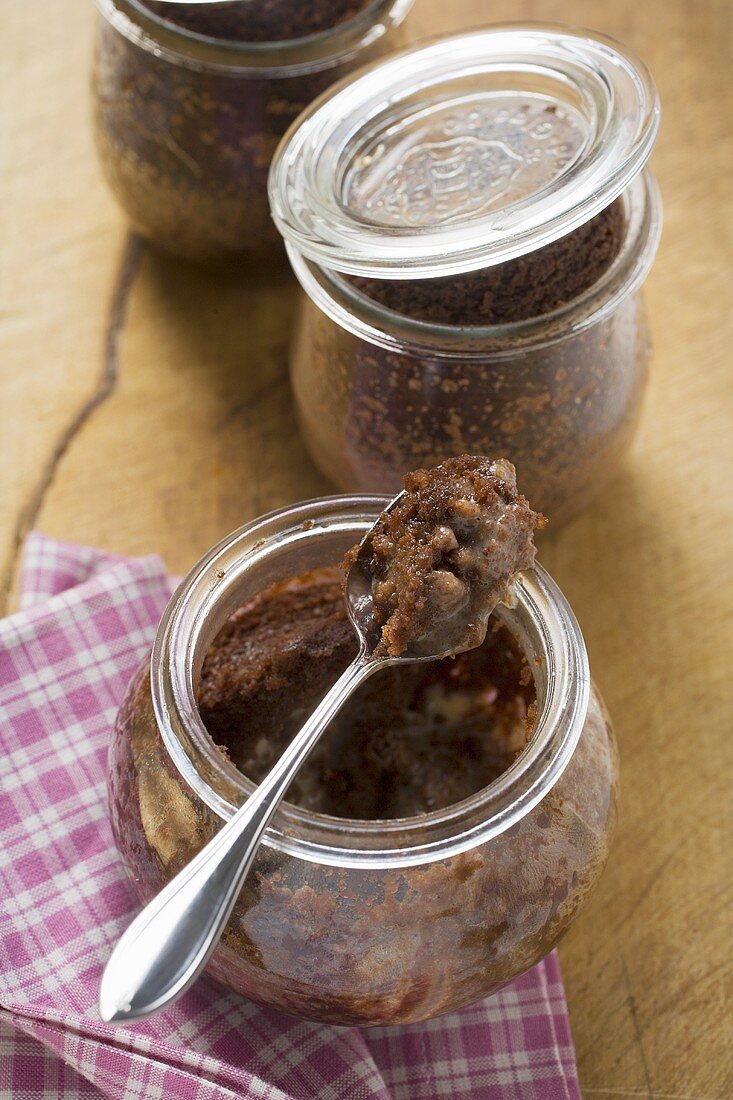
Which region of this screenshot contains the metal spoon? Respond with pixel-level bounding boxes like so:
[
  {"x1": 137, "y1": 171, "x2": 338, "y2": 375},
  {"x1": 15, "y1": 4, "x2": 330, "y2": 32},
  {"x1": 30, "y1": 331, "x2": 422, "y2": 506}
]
[{"x1": 100, "y1": 490, "x2": 476, "y2": 1023}]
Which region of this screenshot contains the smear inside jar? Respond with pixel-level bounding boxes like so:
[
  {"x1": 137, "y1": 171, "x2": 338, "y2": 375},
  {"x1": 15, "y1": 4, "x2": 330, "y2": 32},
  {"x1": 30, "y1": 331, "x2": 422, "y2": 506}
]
[{"x1": 197, "y1": 565, "x2": 537, "y2": 820}]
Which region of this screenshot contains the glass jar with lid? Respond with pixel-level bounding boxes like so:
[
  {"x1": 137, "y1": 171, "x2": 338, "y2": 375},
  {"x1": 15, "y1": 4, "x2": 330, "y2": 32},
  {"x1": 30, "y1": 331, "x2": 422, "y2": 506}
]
[
  {"x1": 109, "y1": 495, "x2": 617, "y2": 1026},
  {"x1": 91, "y1": 0, "x2": 414, "y2": 262},
  {"x1": 269, "y1": 25, "x2": 662, "y2": 523}
]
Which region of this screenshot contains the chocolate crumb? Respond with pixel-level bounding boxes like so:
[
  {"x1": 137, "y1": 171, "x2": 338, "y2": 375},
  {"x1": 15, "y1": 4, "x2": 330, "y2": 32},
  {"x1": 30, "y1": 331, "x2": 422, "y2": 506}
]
[
  {"x1": 350, "y1": 200, "x2": 625, "y2": 325},
  {"x1": 349, "y1": 455, "x2": 544, "y2": 658}
]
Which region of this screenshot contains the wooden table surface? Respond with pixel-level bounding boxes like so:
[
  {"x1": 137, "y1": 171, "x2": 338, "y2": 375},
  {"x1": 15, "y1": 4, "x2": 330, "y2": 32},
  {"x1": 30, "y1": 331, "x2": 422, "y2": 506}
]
[{"x1": 3, "y1": 1, "x2": 731, "y2": 1095}]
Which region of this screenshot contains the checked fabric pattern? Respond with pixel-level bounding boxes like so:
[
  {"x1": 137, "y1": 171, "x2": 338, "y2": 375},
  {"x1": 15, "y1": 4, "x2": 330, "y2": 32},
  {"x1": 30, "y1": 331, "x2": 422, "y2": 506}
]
[{"x1": 0, "y1": 533, "x2": 582, "y2": 1100}]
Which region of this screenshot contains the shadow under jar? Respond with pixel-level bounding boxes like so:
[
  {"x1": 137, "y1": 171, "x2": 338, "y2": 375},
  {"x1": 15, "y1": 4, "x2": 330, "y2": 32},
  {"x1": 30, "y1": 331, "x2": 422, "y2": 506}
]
[
  {"x1": 109, "y1": 497, "x2": 618, "y2": 1027},
  {"x1": 91, "y1": 0, "x2": 413, "y2": 262},
  {"x1": 270, "y1": 26, "x2": 662, "y2": 524}
]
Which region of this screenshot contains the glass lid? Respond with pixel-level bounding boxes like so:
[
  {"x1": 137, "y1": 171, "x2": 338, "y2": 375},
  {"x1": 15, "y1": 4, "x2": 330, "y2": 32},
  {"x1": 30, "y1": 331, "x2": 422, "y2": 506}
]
[{"x1": 268, "y1": 24, "x2": 660, "y2": 278}]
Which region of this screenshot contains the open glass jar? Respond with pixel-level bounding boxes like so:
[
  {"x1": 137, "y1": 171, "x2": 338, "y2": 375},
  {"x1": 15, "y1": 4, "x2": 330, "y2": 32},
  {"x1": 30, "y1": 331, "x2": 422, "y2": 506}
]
[
  {"x1": 270, "y1": 26, "x2": 662, "y2": 523},
  {"x1": 92, "y1": 0, "x2": 413, "y2": 261},
  {"x1": 109, "y1": 496, "x2": 618, "y2": 1026}
]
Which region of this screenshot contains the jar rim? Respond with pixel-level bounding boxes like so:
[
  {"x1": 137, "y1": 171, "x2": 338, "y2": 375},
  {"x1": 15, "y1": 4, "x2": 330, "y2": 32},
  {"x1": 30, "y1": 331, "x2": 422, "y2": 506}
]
[
  {"x1": 150, "y1": 496, "x2": 590, "y2": 869},
  {"x1": 288, "y1": 170, "x2": 661, "y2": 358},
  {"x1": 269, "y1": 23, "x2": 660, "y2": 276},
  {"x1": 96, "y1": 0, "x2": 413, "y2": 74}
]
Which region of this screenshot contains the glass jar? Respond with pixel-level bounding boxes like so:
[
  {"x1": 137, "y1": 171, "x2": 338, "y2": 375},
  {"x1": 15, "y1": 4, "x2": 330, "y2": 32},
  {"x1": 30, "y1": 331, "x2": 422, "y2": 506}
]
[
  {"x1": 91, "y1": 0, "x2": 413, "y2": 261},
  {"x1": 109, "y1": 496, "x2": 618, "y2": 1026},
  {"x1": 270, "y1": 26, "x2": 662, "y2": 523}
]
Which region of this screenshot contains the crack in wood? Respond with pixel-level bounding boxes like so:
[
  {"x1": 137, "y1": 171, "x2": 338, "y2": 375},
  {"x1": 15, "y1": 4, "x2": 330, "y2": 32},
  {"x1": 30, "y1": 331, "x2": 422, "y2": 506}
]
[
  {"x1": 0, "y1": 234, "x2": 143, "y2": 614},
  {"x1": 621, "y1": 954, "x2": 654, "y2": 1096}
]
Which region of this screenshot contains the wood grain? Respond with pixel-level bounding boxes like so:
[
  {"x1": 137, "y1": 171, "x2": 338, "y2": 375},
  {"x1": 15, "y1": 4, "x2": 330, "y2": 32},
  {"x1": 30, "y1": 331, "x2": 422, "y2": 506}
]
[{"x1": 2, "y1": 1, "x2": 731, "y2": 1094}]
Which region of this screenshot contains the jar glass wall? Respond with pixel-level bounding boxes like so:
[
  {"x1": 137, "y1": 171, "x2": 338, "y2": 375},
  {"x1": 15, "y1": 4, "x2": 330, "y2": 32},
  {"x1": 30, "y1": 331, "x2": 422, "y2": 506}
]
[
  {"x1": 91, "y1": 0, "x2": 413, "y2": 261},
  {"x1": 109, "y1": 497, "x2": 617, "y2": 1026}
]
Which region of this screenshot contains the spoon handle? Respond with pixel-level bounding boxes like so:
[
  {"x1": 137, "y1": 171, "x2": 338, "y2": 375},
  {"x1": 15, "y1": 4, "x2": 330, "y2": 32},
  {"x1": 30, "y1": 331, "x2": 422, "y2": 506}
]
[{"x1": 99, "y1": 651, "x2": 377, "y2": 1023}]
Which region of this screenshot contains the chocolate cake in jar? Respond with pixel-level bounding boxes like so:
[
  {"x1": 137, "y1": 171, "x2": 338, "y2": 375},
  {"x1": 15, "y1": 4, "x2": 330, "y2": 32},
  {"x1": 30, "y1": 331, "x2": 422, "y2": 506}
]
[
  {"x1": 109, "y1": 492, "x2": 617, "y2": 1025},
  {"x1": 269, "y1": 25, "x2": 662, "y2": 523}
]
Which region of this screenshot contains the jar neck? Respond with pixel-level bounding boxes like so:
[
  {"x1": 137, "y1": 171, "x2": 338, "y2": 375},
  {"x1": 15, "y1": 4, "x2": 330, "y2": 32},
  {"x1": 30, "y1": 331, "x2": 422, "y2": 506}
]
[
  {"x1": 151, "y1": 496, "x2": 590, "y2": 869},
  {"x1": 288, "y1": 170, "x2": 661, "y2": 359},
  {"x1": 98, "y1": 0, "x2": 413, "y2": 75}
]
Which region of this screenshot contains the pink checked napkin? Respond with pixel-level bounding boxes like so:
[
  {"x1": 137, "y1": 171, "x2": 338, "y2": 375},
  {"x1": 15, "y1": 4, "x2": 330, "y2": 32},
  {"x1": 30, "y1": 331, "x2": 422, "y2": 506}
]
[{"x1": 1, "y1": 533, "x2": 581, "y2": 1100}]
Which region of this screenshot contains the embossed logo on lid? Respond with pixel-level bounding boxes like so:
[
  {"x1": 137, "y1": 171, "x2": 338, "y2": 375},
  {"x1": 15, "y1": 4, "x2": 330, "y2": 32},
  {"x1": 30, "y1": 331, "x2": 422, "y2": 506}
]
[
  {"x1": 269, "y1": 25, "x2": 659, "y2": 278},
  {"x1": 344, "y1": 96, "x2": 586, "y2": 229}
]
